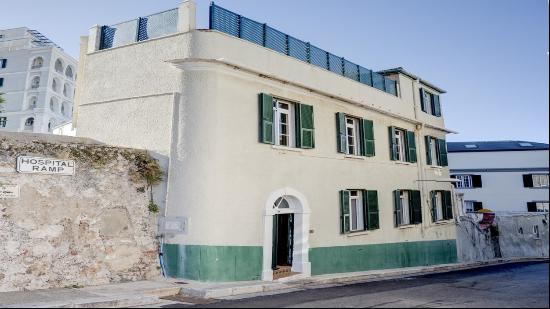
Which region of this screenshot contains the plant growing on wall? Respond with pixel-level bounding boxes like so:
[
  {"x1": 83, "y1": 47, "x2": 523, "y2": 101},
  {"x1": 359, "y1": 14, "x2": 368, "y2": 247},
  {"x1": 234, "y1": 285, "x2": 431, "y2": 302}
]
[
  {"x1": 130, "y1": 152, "x2": 163, "y2": 214},
  {"x1": 0, "y1": 93, "x2": 5, "y2": 112}
]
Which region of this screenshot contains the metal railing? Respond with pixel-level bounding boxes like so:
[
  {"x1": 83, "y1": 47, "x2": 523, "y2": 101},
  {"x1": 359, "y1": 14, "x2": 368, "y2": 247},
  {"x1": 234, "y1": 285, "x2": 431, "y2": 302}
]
[
  {"x1": 209, "y1": 3, "x2": 398, "y2": 97},
  {"x1": 100, "y1": 8, "x2": 178, "y2": 50}
]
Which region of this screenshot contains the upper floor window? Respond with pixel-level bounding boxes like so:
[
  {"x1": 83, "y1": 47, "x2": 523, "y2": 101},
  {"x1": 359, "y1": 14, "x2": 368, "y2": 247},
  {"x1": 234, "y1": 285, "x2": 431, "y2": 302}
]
[
  {"x1": 52, "y1": 78, "x2": 60, "y2": 92},
  {"x1": 259, "y1": 93, "x2": 315, "y2": 149},
  {"x1": 419, "y1": 88, "x2": 441, "y2": 117},
  {"x1": 453, "y1": 174, "x2": 482, "y2": 189},
  {"x1": 31, "y1": 76, "x2": 40, "y2": 89},
  {"x1": 31, "y1": 57, "x2": 44, "y2": 69},
  {"x1": 63, "y1": 84, "x2": 71, "y2": 98},
  {"x1": 0, "y1": 59, "x2": 7, "y2": 69},
  {"x1": 533, "y1": 174, "x2": 549, "y2": 188},
  {"x1": 0, "y1": 117, "x2": 7, "y2": 128},
  {"x1": 524, "y1": 174, "x2": 549, "y2": 188},
  {"x1": 54, "y1": 59, "x2": 64, "y2": 74},
  {"x1": 425, "y1": 136, "x2": 448, "y2": 167},
  {"x1": 274, "y1": 100, "x2": 295, "y2": 147},
  {"x1": 337, "y1": 113, "x2": 375, "y2": 157},
  {"x1": 65, "y1": 66, "x2": 74, "y2": 79},
  {"x1": 29, "y1": 96, "x2": 37, "y2": 110},
  {"x1": 389, "y1": 127, "x2": 417, "y2": 163},
  {"x1": 528, "y1": 201, "x2": 549, "y2": 213},
  {"x1": 394, "y1": 129, "x2": 406, "y2": 161}
]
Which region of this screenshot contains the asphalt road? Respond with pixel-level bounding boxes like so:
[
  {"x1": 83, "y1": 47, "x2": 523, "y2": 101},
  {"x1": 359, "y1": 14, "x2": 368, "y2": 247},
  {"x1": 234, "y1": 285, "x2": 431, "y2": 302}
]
[{"x1": 164, "y1": 261, "x2": 549, "y2": 308}]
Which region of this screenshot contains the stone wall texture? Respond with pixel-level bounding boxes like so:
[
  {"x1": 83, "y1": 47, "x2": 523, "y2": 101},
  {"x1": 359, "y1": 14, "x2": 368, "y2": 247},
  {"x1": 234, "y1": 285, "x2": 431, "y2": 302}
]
[
  {"x1": 457, "y1": 212, "x2": 549, "y2": 263},
  {"x1": 0, "y1": 132, "x2": 160, "y2": 292}
]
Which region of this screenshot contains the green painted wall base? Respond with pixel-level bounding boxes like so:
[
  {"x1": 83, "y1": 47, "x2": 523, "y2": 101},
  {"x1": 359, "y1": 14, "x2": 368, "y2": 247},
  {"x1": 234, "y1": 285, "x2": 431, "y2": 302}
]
[
  {"x1": 310, "y1": 239, "x2": 457, "y2": 276},
  {"x1": 162, "y1": 244, "x2": 263, "y2": 282},
  {"x1": 163, "y1": 240, "x2": 457, "y2": 282}
]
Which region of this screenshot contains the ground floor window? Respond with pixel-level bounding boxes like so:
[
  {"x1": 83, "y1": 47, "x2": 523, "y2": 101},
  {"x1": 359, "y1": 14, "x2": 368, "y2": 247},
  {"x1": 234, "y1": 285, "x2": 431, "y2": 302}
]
[
  {"x1": 349, "y1": 190, "x2": 364, "y2": 231},
  {"x1": 464, "y1": 201, "x2": 475, "y2": 213},
  {"x1": 0, "y1": 117, "x2": 6, "y2": 128}
]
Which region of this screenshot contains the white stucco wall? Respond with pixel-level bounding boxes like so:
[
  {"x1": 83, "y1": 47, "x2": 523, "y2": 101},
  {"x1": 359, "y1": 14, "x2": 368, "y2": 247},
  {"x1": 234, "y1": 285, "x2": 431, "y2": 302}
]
[{"x1": 449, "y1": 150, "x2": 549, "y2": 212}]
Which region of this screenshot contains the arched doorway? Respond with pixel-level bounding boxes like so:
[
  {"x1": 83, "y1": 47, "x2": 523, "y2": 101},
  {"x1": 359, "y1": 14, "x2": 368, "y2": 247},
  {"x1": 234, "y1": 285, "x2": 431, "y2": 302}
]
[{"x1": 262, "y1": 188, "x2": 311, "y2": 281}]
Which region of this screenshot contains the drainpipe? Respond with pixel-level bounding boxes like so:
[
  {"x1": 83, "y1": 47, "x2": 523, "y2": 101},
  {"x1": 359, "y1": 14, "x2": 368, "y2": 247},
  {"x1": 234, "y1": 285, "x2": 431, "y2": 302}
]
[{"x1": 411, "y1": 77, "x2": 428, "y2": 235}]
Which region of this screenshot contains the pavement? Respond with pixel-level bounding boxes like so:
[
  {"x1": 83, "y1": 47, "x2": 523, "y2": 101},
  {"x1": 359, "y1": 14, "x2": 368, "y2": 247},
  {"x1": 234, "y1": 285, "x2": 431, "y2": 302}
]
[{"x1": 0, "y1": 258, "x2": 547, "y2": 308}]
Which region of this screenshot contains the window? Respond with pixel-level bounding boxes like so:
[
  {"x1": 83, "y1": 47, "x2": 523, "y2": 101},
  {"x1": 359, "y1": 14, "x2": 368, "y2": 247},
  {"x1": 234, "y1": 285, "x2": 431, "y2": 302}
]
[
  {"x1": 433, "y1": 191, "x2": 443, "y2": 221},
  {"x1": 431, "y1": 190, "x2": 453, "y2": 222},
  {"x1": 456, "y1": 175, "x2": 472, "y2": 189},
  {"x1": 0, "y1": 117, "x2": 6, "y2": 128},
  {"x1": 65, "y1": 66, "x2": 74, "y2": 79},
  {"x1": 400, "y1": 191, "x2": 411, "y2": 225},
  {"x1": 394, "y1": 190, "x2": 422, "y2": 227},
  {"x1": 0, "y1": 59, "x2": 6, "y2": 69},
  {"x1": 430, "y1": 138, "x2": 438, "y2": 166},
  {"x1": 529, "y1": 202, "x2": 549, "y2": 213},
  {"x1": 532, "y1": 174, "x2": 549, "y2": 188},
  {"x1": 337, "y1": 113, "x2": 375, "y2": 157},
  {"x1": 52, "y1": 78, "x2": 59, "y2": 92},
  {"x1": 31, "y1": 76, "x2": 40, "y2": 89},
  {"x1": 345, "y1": 116, "x2": 360, "y2": 155},
  {"x1": 29, "y1": 97, "x2": 37, "y2": 110},
  {"x1": 395, "y1": 129, "x2": 406, "y2": 161},
  {"x1": 55, "y1": 59, "x2": 64, "y2": 73},
  {"x1": 419, "y1": 88, "x2": 441, "y2": 117},
  {"x1": 0, "y1": 77, "x2": 3, "y2": 87},
  {"x1": 349, "y1": 191, "x2": 365, "y2": 231},
  {"x1": 454, "y1": 175, "x2": 482, "y2": 189},
  {"x1": 464, "y1": 201, "x2": 475, "y2": 213},
  {"x1": 340, "y1": 190, "x2": 379, "y2": 233},
  {"x1": 259, "y1": 93, "x2": 315, "y2": 149},
  {"x1": 24, "y1": 117, "x2": 34, "y2": 131},
  {"x1": 31, "y1": 57, "x2": 43, "y2": 69},
  {"x1": 274, "y1": 100, "x2": 295, "y2": 147}
]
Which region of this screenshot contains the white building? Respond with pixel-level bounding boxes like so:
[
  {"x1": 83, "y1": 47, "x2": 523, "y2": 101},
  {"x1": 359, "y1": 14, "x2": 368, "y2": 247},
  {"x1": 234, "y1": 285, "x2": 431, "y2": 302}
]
[
  {"x1": 75, "y1": 2, "x2": 458, "y2": 282},
  {"x1": 0, "y1": 27, "x2": 76, "y2": 133},
  {"x1": 448, "y1": 141, "x2": 549, "y2": 214}
]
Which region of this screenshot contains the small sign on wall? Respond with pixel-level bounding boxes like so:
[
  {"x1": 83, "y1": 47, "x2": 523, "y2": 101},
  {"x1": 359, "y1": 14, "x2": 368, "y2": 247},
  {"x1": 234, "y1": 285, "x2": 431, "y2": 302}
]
[
  {"x1": 0, "y1": 184, "x2": 20, "y2": 199},
  {"x1": 16, "y1": 156, "x2": 75, "y2": 176},
  {"x1": 159, "y1": 217, "x2": 188, "y2": 235}
]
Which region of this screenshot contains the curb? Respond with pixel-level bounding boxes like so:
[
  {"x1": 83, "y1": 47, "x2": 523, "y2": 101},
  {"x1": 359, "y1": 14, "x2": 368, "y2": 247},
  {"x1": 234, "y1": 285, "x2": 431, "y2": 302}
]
[{"x1": 179, "y1": 258, "x2": 549, "y2": 299}]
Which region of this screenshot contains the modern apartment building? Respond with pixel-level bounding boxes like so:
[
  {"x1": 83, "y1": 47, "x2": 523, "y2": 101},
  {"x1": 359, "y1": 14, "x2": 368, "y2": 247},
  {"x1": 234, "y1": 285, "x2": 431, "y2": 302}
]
[
  {"x1": 449, "y1": 141, "x2": 549, "y2": 214},
  {"x1": 0, "y1": 27, "x2": 76, "y2": 133},
  {"x1": 75, "y1": 1, "x2": 458, "y2": 282}
]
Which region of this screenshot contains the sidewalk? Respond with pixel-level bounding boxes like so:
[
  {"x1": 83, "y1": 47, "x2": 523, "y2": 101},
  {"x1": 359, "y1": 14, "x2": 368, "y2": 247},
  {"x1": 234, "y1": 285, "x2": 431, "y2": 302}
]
[{"x1": 0, "y1": 258, "x2": 547, "y2": 308}]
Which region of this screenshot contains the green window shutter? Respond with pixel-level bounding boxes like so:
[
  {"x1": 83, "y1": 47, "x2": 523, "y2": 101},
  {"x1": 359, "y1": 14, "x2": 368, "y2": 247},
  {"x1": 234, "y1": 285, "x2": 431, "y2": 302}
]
[
  {"x1": 419, "y1": 88, "x2": 427, "y2": 113},
  {"x1": 433, "y1": 95, "x2": 442, "y2": 117},
  {"x1": 438, "y1": 139, "x2": 448, "y2": 167},
  {"x1": 430, "y1": 191, "x2": 437, "y2": 222},
  {"x1": 366, "y1": 190, "x2": 379, "y2": 230},
  {"x1": 336, "y1": 113, "x2": 347, "y2": 153},
  {"x1": 443, "y1": 190, "x2": 453, "y2": 220},
  {"x1": 259, "y1": 93, "x2": 274, "y2": 144},
  {"x1": 409, "y1": 190, "x2": 422, "y2": 224},
  {"x1": 393, "y1": 190, "x2": 402, "y2": 227},
  {"x1": 389, "y1": 127, "x2": 397, "y2": 161},
  {"x1": 425, "y1": 136, "x2": 433, "y2": 165},
  {"x1": 296, "y1": 103, "x2": 315, "y2": 149},
  {"x1": 361, "y1": 119, "x2": 375, "y2": 157},
  {"x1": 406, "y1": 131, "x2": 417, "y2": 163},
  {"x1": 339, "y1": 190, "x2": 350, "y2": 234}
]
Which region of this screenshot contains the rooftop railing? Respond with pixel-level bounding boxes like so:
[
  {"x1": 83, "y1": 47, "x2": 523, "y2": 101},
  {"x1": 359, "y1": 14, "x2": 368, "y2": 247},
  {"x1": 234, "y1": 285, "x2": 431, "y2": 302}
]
[
  {"x1": 99, "y1": 8, "x2": 178, "y2": 50},
  {"x1": 209, "y1": 3, "x2": 398, "y2": 97}
]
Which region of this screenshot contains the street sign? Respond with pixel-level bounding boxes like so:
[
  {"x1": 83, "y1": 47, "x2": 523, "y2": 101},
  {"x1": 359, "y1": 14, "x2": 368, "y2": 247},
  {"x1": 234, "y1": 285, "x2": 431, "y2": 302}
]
[{"x1": 16, "y1": 156, "x2": 75, "y2": 176}]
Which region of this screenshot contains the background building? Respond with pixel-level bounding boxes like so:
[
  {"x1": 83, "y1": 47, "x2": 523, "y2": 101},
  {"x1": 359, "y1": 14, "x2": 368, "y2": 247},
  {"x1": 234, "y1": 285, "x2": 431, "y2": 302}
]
[
  {"x1": 75, "y1": 1, "x2": 457, "y2": 282},
  {"x1": 449, "y1": 141, "x2": 549, "y2": 213},
  {"x1": 0, "y1": 27, "x2": 76, "y2": 133}
]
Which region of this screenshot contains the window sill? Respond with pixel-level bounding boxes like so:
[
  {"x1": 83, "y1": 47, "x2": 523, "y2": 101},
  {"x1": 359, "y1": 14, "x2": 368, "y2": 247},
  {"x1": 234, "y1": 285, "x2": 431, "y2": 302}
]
[
  {"x1": 397, "y1": 225, "x2": 417, "y2": 230},
  {"x1": 429, "y1": 166, "x2": 444, "y2": 169},
  {"x1": 344, "y1": 154, "x2": 366, "y2": 160},
  {"x1": 394, "y1": 161, "x2": 414, "y2": 166},
  {"x1": 346, "y1": 230, "x2": 370, "y2": 237},
  {"x1": 433, "y1": 220, "x2": 454, "y2": 226},
  {"x1": 271, "y1": 145, "x2": 303, "y2": 153}
]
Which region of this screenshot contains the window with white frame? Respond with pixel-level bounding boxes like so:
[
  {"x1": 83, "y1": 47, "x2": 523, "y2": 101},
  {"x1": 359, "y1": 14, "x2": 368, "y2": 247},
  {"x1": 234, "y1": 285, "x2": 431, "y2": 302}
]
[
  {"x1": 423, "y1": 90, "x2": 432, "y2": 113},
  {"x1": 273, "y1": 100, "x2": 295, "y2": 147},
  {"x1": 399, "y1": 191, "x2": 410, "y2": 225},
  {"x1": 464, "y1": 201, "x2": 475, "y2": 213},
  {"x1": 430, "y1": 137, "x2": 438, "y2": 166},
  {"x1": 345, "y1": 116, "x2": 360, "y2": 156},
  {"x1": 532, "y1": 174, "x2": 549, "y2": 188},
  {"x1": 394, "y1": 129, "x2": 406, "y2": 162},
  {"x1": 455, "y1": 175, "x2": 473, "y2": 189},
  {"x1": 536, "y1": 202, "x2": 549, "y2": 212},
  {"x1": 348, "y1": 190, "x2": 365, "y2": 231},
  {"x1": 433, "y1": 191, "x2": 443, "y2": 221}
]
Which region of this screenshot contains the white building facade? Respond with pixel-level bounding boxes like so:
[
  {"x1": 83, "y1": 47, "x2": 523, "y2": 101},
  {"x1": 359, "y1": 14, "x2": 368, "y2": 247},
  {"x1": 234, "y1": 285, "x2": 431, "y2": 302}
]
[
  {"x1": 0, "y1": 27, "x2": 76, "y2": 133},
  {"x1": 448, "y1": 141, "x2": 549, "y2": 214},
  {"x1": 75, "y1": 2, "x2": 458, "y2": 282}
]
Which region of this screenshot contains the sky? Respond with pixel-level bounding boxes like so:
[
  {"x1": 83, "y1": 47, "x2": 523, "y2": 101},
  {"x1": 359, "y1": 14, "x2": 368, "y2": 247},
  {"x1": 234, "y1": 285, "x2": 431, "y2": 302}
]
[{"x1": 2, "y1": 0, "x2": 548, "y2": 143}]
